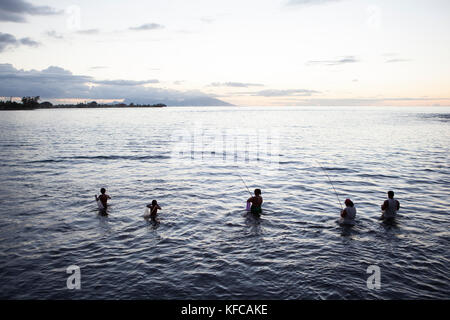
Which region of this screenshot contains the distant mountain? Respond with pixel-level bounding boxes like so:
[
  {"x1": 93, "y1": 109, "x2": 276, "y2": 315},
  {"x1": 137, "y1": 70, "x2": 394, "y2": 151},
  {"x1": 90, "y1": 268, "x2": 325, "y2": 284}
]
[{"x1": 124, "y1": 96, "x2": 233, "y2": 106}]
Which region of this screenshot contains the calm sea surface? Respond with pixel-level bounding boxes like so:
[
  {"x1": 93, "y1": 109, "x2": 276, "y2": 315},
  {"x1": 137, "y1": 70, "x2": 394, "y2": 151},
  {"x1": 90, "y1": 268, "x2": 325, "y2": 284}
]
[{"x1": 0, "y1": 106, "x2": 448, "y2": 299}]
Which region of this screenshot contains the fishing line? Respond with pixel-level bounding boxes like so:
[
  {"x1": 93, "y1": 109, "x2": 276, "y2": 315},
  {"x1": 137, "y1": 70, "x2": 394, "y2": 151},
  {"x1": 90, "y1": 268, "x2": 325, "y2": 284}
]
[
  {"x1": 316, "y1": 160, "x2": 343, "y2": 211},
  {"x1": 238, "y1": 174, "x2": 253, "y2": 197}
]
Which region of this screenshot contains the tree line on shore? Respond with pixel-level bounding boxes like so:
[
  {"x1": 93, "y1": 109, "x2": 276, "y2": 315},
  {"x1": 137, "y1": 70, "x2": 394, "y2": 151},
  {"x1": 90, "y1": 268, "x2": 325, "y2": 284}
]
[{"x1": 0, "y1": 96, "x2": 166, "y2": 110}]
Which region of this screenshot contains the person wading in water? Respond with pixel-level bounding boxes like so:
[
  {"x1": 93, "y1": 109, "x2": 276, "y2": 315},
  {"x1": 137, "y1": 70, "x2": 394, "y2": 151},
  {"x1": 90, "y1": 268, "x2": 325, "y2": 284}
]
[
  {"x1": 381, "y1": 190, "x2": 400, "y2": 220},
  {"x1": 247, "y1": 189, "x2": 263, "y2": 215}
]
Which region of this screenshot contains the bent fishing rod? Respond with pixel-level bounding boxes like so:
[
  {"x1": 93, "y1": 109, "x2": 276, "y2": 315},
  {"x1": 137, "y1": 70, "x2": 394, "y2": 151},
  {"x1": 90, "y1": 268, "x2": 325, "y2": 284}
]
[{"x1": 316, "y1": 160, "x2": 343, "y2": 211}]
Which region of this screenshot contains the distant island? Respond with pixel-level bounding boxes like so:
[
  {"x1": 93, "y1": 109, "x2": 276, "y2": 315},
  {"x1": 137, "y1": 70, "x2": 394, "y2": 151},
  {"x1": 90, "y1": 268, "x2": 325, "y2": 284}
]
[{"x1": 0, "y1": 96, "x2": 166, "y2": 110}]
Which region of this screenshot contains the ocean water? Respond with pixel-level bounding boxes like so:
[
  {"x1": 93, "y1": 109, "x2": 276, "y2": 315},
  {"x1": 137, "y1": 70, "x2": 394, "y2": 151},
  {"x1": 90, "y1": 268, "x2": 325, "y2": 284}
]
[{"x1": 0, "y1": 106, "x2": 448, "y2": 299}]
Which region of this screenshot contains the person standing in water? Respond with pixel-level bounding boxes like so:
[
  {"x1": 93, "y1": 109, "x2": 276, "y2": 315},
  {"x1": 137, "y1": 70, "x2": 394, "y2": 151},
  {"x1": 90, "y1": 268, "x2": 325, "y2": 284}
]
[
  {"x1": 381, "y1": 190, "x2": 400, "y2": 220},
  {"x1": 146, "y1": 200, "x2": 161, "y2": 218},
  {"x1": 247, "y1": 189, "x2": 263, "y2": 214},
  {"x1": 95, "y1": 188, "x2": 111, "y2": 210},
  {"x1": 340, "y1": 198, "x2": 357, "y2": 225}
]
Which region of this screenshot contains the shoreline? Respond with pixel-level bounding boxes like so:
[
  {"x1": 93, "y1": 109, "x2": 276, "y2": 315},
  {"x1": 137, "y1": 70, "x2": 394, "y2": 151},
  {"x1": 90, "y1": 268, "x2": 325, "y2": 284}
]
[{"x1": 0, "y1": 105, "x2": 167, "y2": 111}]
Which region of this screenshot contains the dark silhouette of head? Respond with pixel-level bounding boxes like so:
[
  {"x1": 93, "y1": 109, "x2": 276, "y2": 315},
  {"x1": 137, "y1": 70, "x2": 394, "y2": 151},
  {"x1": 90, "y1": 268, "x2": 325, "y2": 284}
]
[
  {"x1": 254, "y1": 189, "x2": 261, "y2": 196},
  {"x1": 388, "y1": 191, "x2": 394, "y2": 199},
  {"x1": 152, "y1": 200, "x2": 157, "y2": 206},
  {"x1": 100, "y1": 188, "x2": 106, "y2": 194},
  {"x1": 345, "y1": 198, "x2": 354, "y2": 207}
]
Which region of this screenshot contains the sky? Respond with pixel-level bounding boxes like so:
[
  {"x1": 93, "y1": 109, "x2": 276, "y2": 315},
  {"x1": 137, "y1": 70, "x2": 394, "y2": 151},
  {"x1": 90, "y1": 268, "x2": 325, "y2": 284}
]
[{"x1": 0, "y1": 0, "x2": 449, "y2": 106}]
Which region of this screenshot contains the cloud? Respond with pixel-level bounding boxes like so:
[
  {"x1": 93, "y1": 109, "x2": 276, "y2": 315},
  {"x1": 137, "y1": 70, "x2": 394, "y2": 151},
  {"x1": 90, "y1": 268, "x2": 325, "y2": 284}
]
[
  {"x1": 0, "y1": 9, "x2": 23, "y2": 22},
  {"x1": 254, "y1": 89, "x2": 320, "y2": 97},
  {"x1": 306, "y1": 56, "x2": 359, "y2": 66},
  {"x1": 210, "y1": 82, "x2": 264, "y2": 88},
  {"x1": 287, "y1": 0, "x2": 342, "y2": 6},
  {"x1": 89, "y1": 66, "x2": 108, "y2": 70},
  {"x1": 0, "y1": 32, "x2": 40, "y2": 52},
  {"x1": 271, "y1": 97, "x2": 450, "y2": 106},
  {"x1": 0, "y1": 0, "x2": 61, "y2": 22},
  {"x1": 46, "y1": 30, "x2": 64, "y2": 39},
  {"x1": 19, "y1": 37, "x2": 39, "y2": 47},
  {"x1": 381, "y1": 53, "x2": 410, "y2": 64},
  {"x1": 385, "y1": 58, "x2": 410, "y2": 63},
  {"x1": 129, "y1": 23, "x2": 164, "y2": 31},
  {"x1": 76, "y1": 29, "x2": 100, "y2": 35},
  {"x1": 0, "y1": 33, "x2": 17, "y2": 51},
  {"x1": 93, "y1": 79, "x2": 159, "y2": 86},
  {"x1": 0, "y1": 63, "x2": 232, "y2": 106}
]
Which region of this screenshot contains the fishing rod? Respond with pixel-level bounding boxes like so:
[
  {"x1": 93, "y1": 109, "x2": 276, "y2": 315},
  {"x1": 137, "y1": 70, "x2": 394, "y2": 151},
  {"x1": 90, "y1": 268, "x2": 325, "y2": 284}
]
[
  {"x1": 238, "y1": 174, "x2": 253, "y2": 197},
  {"x1": 316, "y1": 160, "x2": 343, "y2": 211}
]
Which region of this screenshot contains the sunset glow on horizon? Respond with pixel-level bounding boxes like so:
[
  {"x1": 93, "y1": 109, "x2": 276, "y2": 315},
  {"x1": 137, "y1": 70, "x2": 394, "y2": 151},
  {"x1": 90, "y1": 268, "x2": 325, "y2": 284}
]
[{"x1": 1, "y1": 0, "x2": 449, "y2": 106}]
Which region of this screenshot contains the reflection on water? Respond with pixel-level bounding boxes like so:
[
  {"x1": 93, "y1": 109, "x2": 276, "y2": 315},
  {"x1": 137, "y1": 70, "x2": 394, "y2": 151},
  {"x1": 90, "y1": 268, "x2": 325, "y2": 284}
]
[
  {"x1": 0, "y1": 106, "x2": 449, "y2": 299},
  {"x1": 243, "y1": 211, "x2": 263, "y2": 235}
]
